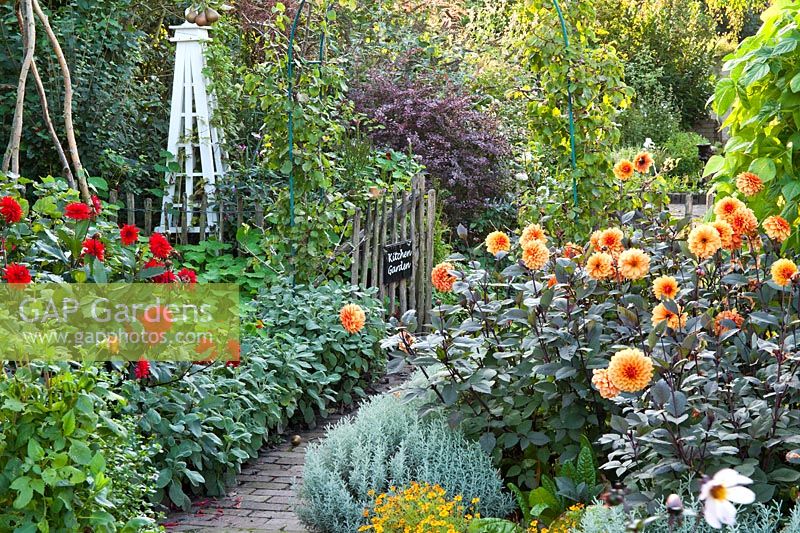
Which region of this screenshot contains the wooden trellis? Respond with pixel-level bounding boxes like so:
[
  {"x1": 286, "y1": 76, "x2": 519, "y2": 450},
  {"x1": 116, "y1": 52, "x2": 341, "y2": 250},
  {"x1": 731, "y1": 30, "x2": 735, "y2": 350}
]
[{"x1": 350, "y1": 176, "x2": 436, "y2": 329}]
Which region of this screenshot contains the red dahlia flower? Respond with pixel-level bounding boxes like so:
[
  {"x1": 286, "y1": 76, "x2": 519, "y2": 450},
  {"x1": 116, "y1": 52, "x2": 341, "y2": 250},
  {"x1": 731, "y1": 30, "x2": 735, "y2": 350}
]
[
  {"x1": 143, "y1": 258, "x2": 176, "y2": 283},
  {"x1": 64, "y1": 202, "x2": 92, "y2": 220},
  {"x1": 3, "y1": 263, "x2": 31, "y2": 284},
  {"x1": 91, "y1": 195, "x2": 103, "y2": 216},
  {"x1": 149, "y1": 232, "x2": 173, "y2": 259},
  {"x1": 82, "y1": 237, "x2": 106, "y2": 262},
  {"x1": 135, "y1": 359, "x2": 150, "y2": 379},
  {"x1": 120, "y1": 224, "x2": 139, "y2": 245},
  {"x1": 177, "y1": 267, "x2": 197, "y2": 284},
  {"x1": 0, "y1": 196, "x2": 23, "y2": 224}
]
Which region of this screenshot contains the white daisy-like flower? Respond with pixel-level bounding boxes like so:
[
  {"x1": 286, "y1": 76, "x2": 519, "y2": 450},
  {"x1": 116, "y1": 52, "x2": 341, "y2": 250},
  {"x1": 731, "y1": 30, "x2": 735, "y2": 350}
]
[{"x1": 699, "y1": 469, "x2": 756, "y2": 529}]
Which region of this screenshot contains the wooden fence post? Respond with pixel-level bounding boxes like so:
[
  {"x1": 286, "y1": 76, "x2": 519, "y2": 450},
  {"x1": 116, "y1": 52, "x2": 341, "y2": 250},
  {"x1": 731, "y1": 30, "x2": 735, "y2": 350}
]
[
  {"x1": 399, "y1": 190, "x2": 409, "y2": 316},
  {"x1": 198, "y1": 195, "x2": 207, "y2": 241},
  {"x1": 424, "y1": 189, "x2": 436, "y2": 330},
  {"x1": 361, "y1": 203, "x2": 372, "y2": 288},
  {"x1": 144, "y1": 198, "x2": 153, "y2": 236},
  {"x1": 415, "y1": 178, "x2": 426, "y2": 329},
  {"x1": 126, "y1": 192, "x2": 135, "y2": 226},
  {"x1": 254, "y1": 203, "x2": 264, "y2": 229},
  {"x1": 351, "y1": 208, "x2": 361, "y2": 286},
  {"x1": 389, "y1": 193, "x2": 398, "y2": 316},
  {"x1": 181, "y1": 192, "x2": 189, "y2": 245},
  {"x1": 109, "y1": 190, "x2": 118, "y2": 223},
  {"x1": 371, "y1": 198, "x2": 381, "y2": 289}
]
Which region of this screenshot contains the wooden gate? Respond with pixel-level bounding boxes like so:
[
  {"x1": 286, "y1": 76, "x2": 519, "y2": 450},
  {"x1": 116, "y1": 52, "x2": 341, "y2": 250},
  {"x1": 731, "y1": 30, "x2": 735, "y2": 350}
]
[{"x1": 350, "y1": 176, "x2": 435, "y2": 329}]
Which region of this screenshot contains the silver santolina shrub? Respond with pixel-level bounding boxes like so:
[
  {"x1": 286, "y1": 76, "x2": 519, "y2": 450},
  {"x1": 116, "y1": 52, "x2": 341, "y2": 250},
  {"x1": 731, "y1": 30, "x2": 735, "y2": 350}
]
[{"x1": 297, "y1": 393, "x2": 515, "y2": 533}]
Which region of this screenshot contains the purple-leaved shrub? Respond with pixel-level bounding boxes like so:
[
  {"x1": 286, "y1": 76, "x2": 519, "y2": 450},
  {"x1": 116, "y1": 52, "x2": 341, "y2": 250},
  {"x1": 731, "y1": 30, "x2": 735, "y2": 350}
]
[{"x1": 350, "y1": 66, "x2": 511, "y2": 225}]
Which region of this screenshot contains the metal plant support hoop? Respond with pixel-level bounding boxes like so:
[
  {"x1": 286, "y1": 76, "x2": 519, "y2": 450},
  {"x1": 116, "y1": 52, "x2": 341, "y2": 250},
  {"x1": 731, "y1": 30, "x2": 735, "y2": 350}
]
[{"x1": 551, "y1": 0, "x2": 579, "y2": 207}]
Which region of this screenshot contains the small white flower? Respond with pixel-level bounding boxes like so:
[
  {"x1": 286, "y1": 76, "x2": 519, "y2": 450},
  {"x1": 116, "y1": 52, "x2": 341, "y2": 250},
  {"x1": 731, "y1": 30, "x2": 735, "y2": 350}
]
[
  {"x1": 643, "y1": 137, "x2": 656, "y2": 150},
  {"x1": 699, "y1": 469, "x2": 756, "y2": 529}
]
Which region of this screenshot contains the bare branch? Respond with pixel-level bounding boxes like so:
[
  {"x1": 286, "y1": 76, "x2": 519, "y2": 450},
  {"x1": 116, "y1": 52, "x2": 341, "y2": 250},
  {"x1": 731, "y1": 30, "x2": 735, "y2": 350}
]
[
  {"x1": 12, "y1": 7, "x2": 76, "y2": 189},
  {"x1": 32, "y1": 0, "x2": 91, "y2": 203},
  {"x1": 2, "y1": 0, "x2": 35, "y2": 176}
]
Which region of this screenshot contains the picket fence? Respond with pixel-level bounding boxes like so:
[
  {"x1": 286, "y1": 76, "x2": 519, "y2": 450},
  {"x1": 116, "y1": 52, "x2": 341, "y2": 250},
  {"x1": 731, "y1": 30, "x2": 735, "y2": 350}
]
[{"x1": 111, "y1": 177, "x2": 437, "y2": 329}]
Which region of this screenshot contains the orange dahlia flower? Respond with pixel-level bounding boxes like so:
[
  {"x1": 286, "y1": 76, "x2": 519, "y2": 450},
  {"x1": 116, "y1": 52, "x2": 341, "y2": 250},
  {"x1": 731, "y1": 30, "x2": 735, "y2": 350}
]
[
  {"x1": 736, "y1": 172, "x2": 763, "y2": 197},
  {"x1": 607, "y1": 348, "x2": 654, "y2": 393},
  {"x1": 614, "y1": 160, "x2": 635, "y2": 181},
  {"x1": 522, "y1": 241, "x2": 550, "y2": 270},
  {"x1": 634, "y1": 152, "x2": 654, "y2": 174},
  {"x1": 520, "y1": 223, "x2": 547, "y2": 248},
  {"x1": 589, "y1": 230, "x2": 603, "y2": 251},
  {"x1": 771, "y1": 258, "x2": 798, "y2": 287},
  {"x1": 563, "y1": 242, "x2": 583, "y2": 259},
  {"x1": 586, "y1": 252, "x2": 613, "y2": 280},
  {"x1": 431, "y1": 262, "x2": 457, "y2": 292},
  {"x1": 652, "y1": 275, "x2": 679, "y2": 300},
  {"x1": 398, "y1": 330, "x2": 416, "y2": 354},
  {"x1": 652, "y1": 303, "x2": 687, "y2": 330},
  {"x1": 599, "y1": 227, "x2": 625, "y2": 255},
  {"x1": 714, "y1": 309, "x2": 744, "y2": 336},
  {"x1": 592, "y1": 368, "x2": 620, "y2": 399},
  {"x1": 714, "y1": 197, "x2": 746, "y2": 221},
  {"x1": 711, "y1": 220, "x2": 734, "y2": 250},
  {"x1": 728, "y1": 207, "x2": 758, "y2": 236},
  {"x1": 340, "y1": 304, "x2": 366, "y2": 334},
  {"x1": 688, "y1": 224, "x2": 722, "y2": 259},
  {"x1": 763, "y1": 216, "x2": 791, "y2": 242},
  {"x1": 485, "y1": 231, "x2": 511, "y2": 255},
  {"x1": 618, "y1": 248, "x2": 650, "y2": 280}
]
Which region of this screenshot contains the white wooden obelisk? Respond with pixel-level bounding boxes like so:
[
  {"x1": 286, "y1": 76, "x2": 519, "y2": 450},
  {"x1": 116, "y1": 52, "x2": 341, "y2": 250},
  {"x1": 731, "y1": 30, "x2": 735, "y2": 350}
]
[{"x1": 159, "y1": 22, "x2": 225, "y2": 234}]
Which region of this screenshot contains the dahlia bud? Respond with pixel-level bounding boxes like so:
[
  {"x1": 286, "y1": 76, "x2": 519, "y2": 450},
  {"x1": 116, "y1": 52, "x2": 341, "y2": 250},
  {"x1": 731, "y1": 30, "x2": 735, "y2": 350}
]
[
  {"x1": 666, "y1": 494, "x2": 683, "y2": 514},
  {"x1": 456, "y1": 223, "x2": 468, "y2": 241},
  {"x1": 696, "y1": 268, "x2": 705, "y2": 277}
]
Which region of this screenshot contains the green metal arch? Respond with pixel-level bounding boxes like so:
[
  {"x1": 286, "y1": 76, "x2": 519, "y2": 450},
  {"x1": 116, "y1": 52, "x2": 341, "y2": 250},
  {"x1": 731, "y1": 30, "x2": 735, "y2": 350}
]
[
  {"x1": 287, "y1": 0, "x2": 329, "y2": 231},
  {"x1": 551, "y1": 0, "x2": 579, "y2": 207}
]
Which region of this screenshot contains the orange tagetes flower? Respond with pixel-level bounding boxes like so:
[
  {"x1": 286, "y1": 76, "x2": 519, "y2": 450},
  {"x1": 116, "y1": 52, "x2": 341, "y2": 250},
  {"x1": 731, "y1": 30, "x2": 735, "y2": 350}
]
[
  {"x1": 522, "y1": 241, "x2": 550, "y2": 270},
  {"x1": 618, "y1": 248, "x2": 650, "y2": 280},
  {"x1": 714, "y1": 309, "x2": 744, "y2": 336},
  {"x1": 614, "y1": 159, "x2": 635, "y2": 181},
  {"x1": 712, "y1": 220, "x2": 734, "y2": 250},
  {"x1": 736, "y1": 172, "x2": 763, "y2": 197},
  {"x1": 586, "y1": 252, "x2": 613, "y2": 280},
  {"x1": 431, "y1": 262, "x2": 457, "y2": 292},
  {"x1": 763, "y1": 216, "x2": 791, "y2": 242},
  {"x1": 599, "y1": 227, "x2": 625, "y2": 255},
  {"x1": 688, "y1": 223, "x2": 722, "y2": 259},
  {"x1": 607, "y1": 348, "x2": 654, "y2": 393},
  {"x1": 340, "y1": 304, "x2": 366, "y2": 334},
  {"x1": 547, "y1": 275, "x2": 558, "y2": 288},
  {"x1": 771, "y1": 258, "x2": 798, "y2": 287},
  {"x1": 652, "y1": 276, "x2": 679, "y2": 300},
  {"x1": 485, "y1": 231, "x2": 511, "y2": 255},
  {"x1": 520, "y1": 223, "x2": 547, "y2": 248},
  {"x1": 714, "y1": 196, "x2": 746, "y2": 221},
  {"x1": 652, "y1": 303, "x2": 687, "y2": 330},
  {"x1": 634, "y1": 152, "x2": 654, "y2": 174},
  {"x1": 592, "y1": 368, "x2": 620, "y2": 399}
]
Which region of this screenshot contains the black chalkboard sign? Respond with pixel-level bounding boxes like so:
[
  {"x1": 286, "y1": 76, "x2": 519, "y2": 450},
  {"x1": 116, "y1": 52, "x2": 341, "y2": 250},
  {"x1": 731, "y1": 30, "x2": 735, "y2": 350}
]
[{"x1": 383, "y1": 240, "x2": 413, "y2": 284}]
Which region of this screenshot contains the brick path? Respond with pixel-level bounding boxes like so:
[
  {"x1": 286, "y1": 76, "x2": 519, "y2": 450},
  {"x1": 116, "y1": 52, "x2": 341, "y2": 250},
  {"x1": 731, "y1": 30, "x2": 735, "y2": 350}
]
[
  {"x1": 164, "y1": 373, "x2": 407, "y2": 532},
  {"x1": 165, "y1": 419, "x2": 338, "y2": 532}
]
